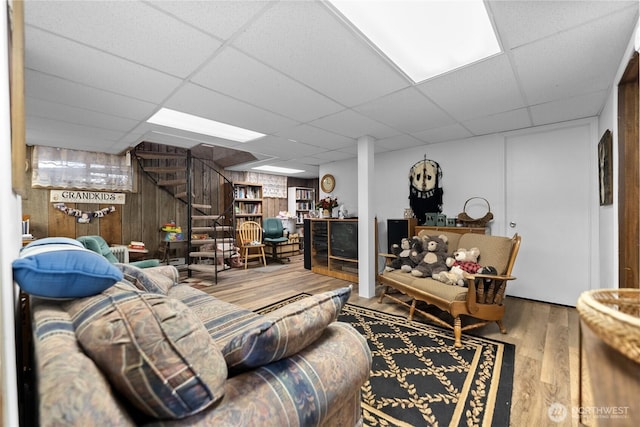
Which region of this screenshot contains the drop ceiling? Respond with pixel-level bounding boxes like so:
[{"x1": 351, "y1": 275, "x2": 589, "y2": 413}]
[{"x1": 23, "y1": 0, "x2": 639, "y2": 178}]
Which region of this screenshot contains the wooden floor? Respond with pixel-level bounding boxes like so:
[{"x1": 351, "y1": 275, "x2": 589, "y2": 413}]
[{"x1": 184, "y1": 254, "x2": 582, "y2": 427}]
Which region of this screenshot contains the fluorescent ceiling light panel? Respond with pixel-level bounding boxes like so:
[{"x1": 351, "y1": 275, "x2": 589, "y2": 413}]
[
  {"x1": 147, "y1": 108, "x2": 265, "y2": 142},
  {"x1": 252, "y1": 165, "x2": 305, "y2": 174},
  {"x1": 329, "y1": 0, "x2": 501, "y2": 83}
]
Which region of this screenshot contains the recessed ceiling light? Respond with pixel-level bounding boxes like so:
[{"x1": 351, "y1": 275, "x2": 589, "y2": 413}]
[
  {"x1": 252, "y1": 165, "x2": 305, "y2": 174},
  {"x1": 147, "y1": 108, "x2": 265, "y2": 143},
  {"x1": 328, "y1": 0, "x2": 501, "y2": 83}
]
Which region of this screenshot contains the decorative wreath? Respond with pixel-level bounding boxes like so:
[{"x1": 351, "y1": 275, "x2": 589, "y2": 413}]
[{"x1": 53, "y1": 203, "x2": 116, "y2": 223}]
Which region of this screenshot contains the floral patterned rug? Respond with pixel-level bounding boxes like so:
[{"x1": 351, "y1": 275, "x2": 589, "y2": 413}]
[{"x1": 258, "y1": 295, "x2": 515, "y2": 427}]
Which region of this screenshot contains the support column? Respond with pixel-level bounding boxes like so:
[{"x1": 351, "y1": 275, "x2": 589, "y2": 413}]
[{"x1": 357, "y1": 135, "x2": 376, "y2": 298}]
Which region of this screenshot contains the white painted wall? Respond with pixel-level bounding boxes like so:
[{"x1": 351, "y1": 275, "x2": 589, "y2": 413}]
[
  {"x1": 1, "y1": 2, "x2": 22, "y2": 425},
  {"x1": 322, "y1": 121, "x2": 598, "y2": 303}
]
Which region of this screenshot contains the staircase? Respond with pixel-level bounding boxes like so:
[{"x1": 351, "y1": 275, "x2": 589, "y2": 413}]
[{"x1": 132, "y1": 142, "x2": 236, "y2": 283}]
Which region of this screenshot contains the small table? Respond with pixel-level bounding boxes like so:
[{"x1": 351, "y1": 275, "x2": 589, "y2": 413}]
[{"x1": 127, "y1": 247, "x2": 149, "y2": 261}]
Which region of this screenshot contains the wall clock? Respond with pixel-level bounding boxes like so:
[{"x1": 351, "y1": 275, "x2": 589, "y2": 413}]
[{"x1": 321, "y1": 174, "x2": 335, "y2": 193}]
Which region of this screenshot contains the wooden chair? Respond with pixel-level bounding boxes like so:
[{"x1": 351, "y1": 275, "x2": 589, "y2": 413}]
[{"x1": 238, "y1": 221, "x2": 267, "y2": 269}]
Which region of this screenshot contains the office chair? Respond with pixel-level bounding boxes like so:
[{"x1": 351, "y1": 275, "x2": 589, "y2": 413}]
[{"x1": 263, "y1": 218, "x2": 290, "y2": 263}]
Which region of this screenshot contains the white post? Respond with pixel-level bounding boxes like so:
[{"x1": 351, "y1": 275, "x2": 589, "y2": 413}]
[{"x1": 357, "y1": 136, "x2": 376, "y2": 298}]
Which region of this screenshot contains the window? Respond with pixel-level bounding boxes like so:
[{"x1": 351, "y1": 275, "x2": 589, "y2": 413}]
[{"x1": 31, "y1": 146, "x2": 133, "y2": 191}]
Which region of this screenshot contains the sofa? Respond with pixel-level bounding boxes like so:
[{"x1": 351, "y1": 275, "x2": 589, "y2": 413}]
[
  {"x1": 378, "y1": 229, "x2": 521, "y2": 347},
  {"x1": 18, "y1": 238, "x2": 371, "y2": 426}
]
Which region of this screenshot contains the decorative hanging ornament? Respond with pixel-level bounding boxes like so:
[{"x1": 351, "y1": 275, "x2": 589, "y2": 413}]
[
  {"x1": 408, "y1": 155, "x2": 443, "y2": 225},
  {"x1": 53, "y1": 203, "x2": 116, "y2": 223}
]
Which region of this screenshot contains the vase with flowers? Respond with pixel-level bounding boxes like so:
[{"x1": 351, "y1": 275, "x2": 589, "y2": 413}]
[{"x1": 317, "y1": 196, "x2": 338, "y2": 218}]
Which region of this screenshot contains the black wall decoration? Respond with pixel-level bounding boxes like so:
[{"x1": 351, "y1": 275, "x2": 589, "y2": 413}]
[{"x1": 408, "y1": 157, "x2": 443, "y2": 225}]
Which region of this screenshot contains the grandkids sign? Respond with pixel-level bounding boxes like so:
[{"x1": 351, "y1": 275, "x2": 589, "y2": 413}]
[{"x1": 50, "y1": 190, "x2": 126, "y2": 205}]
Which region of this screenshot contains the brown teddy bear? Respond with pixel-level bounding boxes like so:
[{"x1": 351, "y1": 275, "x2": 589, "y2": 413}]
[{"x1": 411, "y1": 234, "x2": 449, "y2": 278}]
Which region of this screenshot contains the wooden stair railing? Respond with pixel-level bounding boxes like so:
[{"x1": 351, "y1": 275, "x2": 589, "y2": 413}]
[{"x1": 132, "y1": 142, "x2": 236, "y2": 283}]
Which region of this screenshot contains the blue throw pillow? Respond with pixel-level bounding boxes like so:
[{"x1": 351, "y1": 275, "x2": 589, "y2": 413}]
[{"x1": 13, "y1": 237, "x2": 123, "y2": 299}]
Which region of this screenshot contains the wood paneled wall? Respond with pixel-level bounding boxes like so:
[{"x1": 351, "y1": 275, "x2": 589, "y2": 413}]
[{"x1": 21, "y1": 148, "x2": 317, "y2": 258}]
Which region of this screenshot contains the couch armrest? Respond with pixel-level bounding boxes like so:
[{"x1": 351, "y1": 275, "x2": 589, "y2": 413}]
[
  {"x1": 464, "y1": 273, "x2": 517, "y2": 310},
  {"x1": 117, "y1": 264, "x2": 180, "y2": 294},
  {"x1": 151, "y1": 322, "x2": 372, "y2": 426},
  {"x1": 32, "y1": 299, "x2": 137, "y2": 427}
]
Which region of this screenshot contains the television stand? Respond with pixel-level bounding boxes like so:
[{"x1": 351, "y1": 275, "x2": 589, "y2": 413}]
[{"x1": 306, "y1": 218, "x2": 359, "y2": 281}]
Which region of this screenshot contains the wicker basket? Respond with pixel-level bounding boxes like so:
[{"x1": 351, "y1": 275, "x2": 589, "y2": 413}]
[
  {"x1": 456, "y1": 197, "x2": 493, "y2": 227},
  {"x1": 577, "y1": 289, "x2": 640, "y2": 363}
]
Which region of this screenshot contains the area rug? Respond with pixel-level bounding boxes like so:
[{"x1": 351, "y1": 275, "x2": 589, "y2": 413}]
[{"x1": 257, "y1": 294, "x2": 515, "y2": 427}]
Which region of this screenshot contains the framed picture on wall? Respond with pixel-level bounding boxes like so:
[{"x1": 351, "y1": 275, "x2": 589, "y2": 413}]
[{"x1": 598, "y1": 129, "x2": 613, "y2": 206}]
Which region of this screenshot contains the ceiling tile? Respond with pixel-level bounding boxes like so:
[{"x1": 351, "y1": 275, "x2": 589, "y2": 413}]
[
  {"x1": 512, "y1": 7, "x2": 637, "y2": 105},
  {"x1": 489, "y1": 0, "x2": 638, "y2": 49},
  {"x1": 275, "y1": 124, "x2": 354, "y2": 150},
  {"x1": 25, "y1": 70, "x2": 157, "y2": 121},
  {"x1": 412, "y1": 123, "x2": 474, "y2": 144},
  {"x1": 309, "y1": 109, "x2": 400, "y2": 140},
  {"x1": 192, "y1": 47, "x2": 344, "y2": 122},
  {"x1": 530, "y1": 90, "x2": 608, "y2": 126},
  {"x1": 26, "y1": 97, "x2": 139, "y2": 133},
  {"x1": 239, "y1": 136, "x2": 325, "y2": 159},
  {"x1": 355, "y1": 87, "x2": 454, "y2": 133},
  {"x1": 25, "y1": 0, "x2": 221, "y2": 78},
  {"x1": 463, "y1": 108, "x2": 532, "y2": 135},
  {"x1": 26, "y1": 117, "x2": 127, "y2": 153},
  {"x1": 25, "y1": 28, "x2": 183, "y2": 103},
  {"x1": 232, "y1": 0, "x2": 409, "y2": 106},
  {"x1": 150, "y1": 0, "x2": 271, "y2": 40},
  {"x1": 165, "y1": 83, "x2": 299, "y2": 135},
  {"x1": 417, "y1": 55, "x2": 525, "y2": 121},
  {"x1": 375, "y1": 134, "x2": 428, "y2": 152}
]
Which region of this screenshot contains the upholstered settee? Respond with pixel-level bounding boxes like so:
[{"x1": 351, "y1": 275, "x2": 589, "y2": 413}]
[
  {"x1": 28, "y1": 259, "x2": 372, "y2": 426},
  {"x1": 378, "y1": 230, "x2": 521, "y2": 348}
]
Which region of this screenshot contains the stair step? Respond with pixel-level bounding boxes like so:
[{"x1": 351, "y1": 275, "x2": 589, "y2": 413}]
[
  {"x1": 135, "y1": 152, "x2": 186, "y2": 160},
  {"x1": 192, "y1": 215, "x2": 223, "y2": 221},
  {"x1": 192, "y1": 203, "x2": 212, "y2": 209},
  {"x1": 143, "y1": 166, "x2": 185, "y2": 173},
  {"x1": 191, "y1": 226, "x2": 234, "y2": 233},
  {"x1": 190, "y1": 239, "x2": 218, "y2": 245},
  {"x1": 187, "y1": 264, "x2": 230, "y2": 274},
  {"x1": 158, "y1": 179, "x2": 187, "y2": 186},
  {"x1": 175, "y1": 192, "x2": 196, "y2": 199}
]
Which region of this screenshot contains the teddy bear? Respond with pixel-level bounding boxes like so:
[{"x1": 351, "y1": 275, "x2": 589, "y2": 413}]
[
  {"x1": 411, "y1": 234, "x2": 449, "y2": 277},
  {"x1": 433, "y1": 265, "x2": 466, "y2": 286},
  {"x1": 446, "y1": 247, "x2": 485, "y2": 274},
  {"x1": 385, "y1": 237, "x2": 412, "y2": 271},
  {"x1": 406, "y1": 236, "x2": 425, "y2": 272}
]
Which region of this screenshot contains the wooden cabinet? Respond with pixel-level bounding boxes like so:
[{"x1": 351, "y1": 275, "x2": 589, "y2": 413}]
[
  {"x1": 288, "y1": 187, "x2": 315, "y2": 225},
  {"x1": 306, "y1": 218, "x2": 358, "y2": 281},
  {"x1": 226, "y1": 182, "x2": 263, "y2": 227},
  {"x1": 387, "y1": 218, "x2": 417, "y2": 252},
  {"x1": 415, "y1": 225, "x2": 486, "y2": 235}
]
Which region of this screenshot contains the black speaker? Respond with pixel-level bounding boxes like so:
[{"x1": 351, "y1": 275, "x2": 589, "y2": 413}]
[
  {"x1": 303, "y1": 219, "x2": 311, "y2": 269},
  {"x1": 387, "y1": 218, "x2": 417, "y2": 253}
]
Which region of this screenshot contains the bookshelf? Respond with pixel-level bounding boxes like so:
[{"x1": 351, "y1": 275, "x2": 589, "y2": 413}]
[
  {"x1": 227, "y1": 182, "x2": 263, "y2": 227},
  {"x1": 288, "y1": 187, "x2": 315, "y2": 224}
]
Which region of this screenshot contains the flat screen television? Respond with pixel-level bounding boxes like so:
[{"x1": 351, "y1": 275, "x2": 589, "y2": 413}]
[{"x1": 330, "y1": 222, "x2": 358, "y2": 259}]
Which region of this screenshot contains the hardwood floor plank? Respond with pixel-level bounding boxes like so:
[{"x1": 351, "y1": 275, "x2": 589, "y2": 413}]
[{"x1": 183, "y1": 255, "x2": 580, "y2": 427}]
